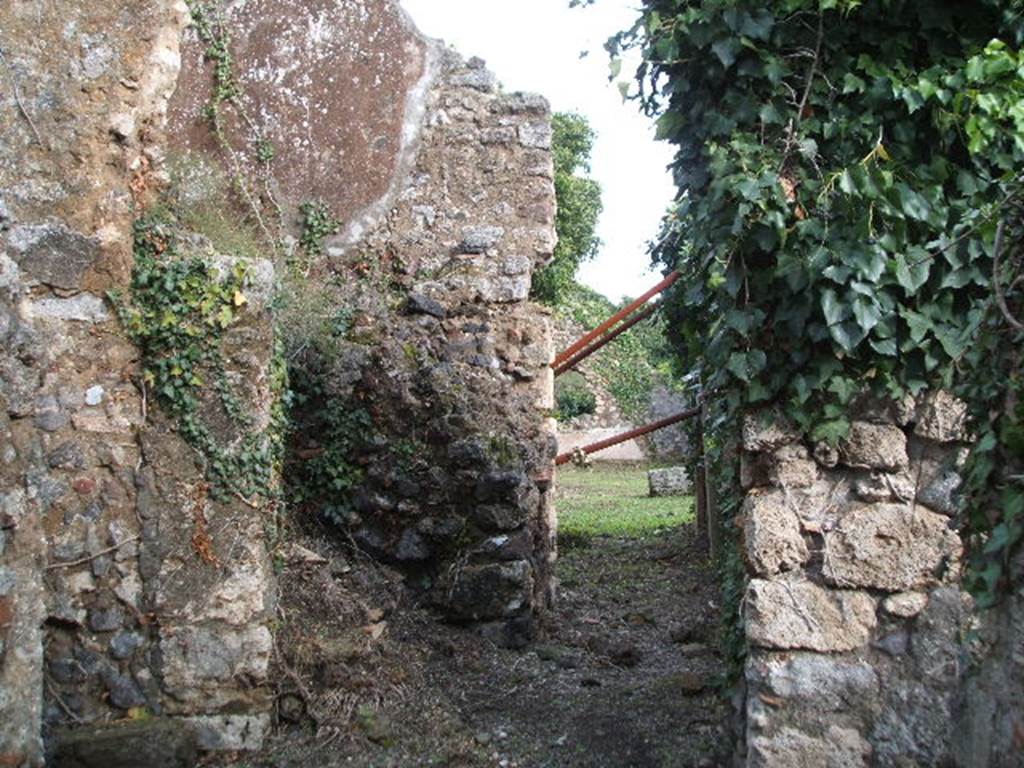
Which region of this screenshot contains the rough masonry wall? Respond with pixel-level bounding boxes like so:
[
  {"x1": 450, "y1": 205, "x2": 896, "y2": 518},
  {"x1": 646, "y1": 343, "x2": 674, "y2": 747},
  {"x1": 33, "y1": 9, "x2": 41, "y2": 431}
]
[
  {"x1": 306, "y1": 49, "x2": 559, "y2": 645},
  {"x1": 0, "y1": 0, "x2": 287, "y2": 761},
  {"x1": 2, "y1": 0, "x2": 556, "y2": 762},
  {"x1": 739, "y1": 393, "x2": 972, "y2": 766}
]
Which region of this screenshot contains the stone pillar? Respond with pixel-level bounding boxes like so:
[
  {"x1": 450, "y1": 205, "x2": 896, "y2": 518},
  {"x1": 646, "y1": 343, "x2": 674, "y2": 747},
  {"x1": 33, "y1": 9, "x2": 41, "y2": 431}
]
[{"x1": 740, "y1": 393, "x2": 972, "y2": 766}]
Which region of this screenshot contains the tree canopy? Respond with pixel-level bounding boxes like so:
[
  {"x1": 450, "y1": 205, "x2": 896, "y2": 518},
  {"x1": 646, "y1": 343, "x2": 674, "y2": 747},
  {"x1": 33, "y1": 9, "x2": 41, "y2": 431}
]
[{"x1": 531, "y1": 112, "x2": 603, "y2": 305}]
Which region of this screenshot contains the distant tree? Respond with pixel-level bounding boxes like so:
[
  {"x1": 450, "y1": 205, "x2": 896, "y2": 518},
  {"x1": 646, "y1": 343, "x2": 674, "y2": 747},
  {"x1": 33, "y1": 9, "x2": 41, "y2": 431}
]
[{"x1": 531, "y1": 112, "x2": 603, "y2": 305}]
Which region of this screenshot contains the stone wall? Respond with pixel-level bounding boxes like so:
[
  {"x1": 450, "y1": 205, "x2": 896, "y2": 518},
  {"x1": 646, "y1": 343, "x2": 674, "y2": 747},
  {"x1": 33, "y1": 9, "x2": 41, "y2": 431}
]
[
  {"x1": 289, "y1": 48, "x2": 559, "y2": 645},
  {"x1": 739, "y1": 393, "x2": 973, "y2": 766},
  {"x1": 1, "y1": 0, "x2": 556, "y2": 761},
  {"x1": 954, "y1": 527, "x2": 1024, "y2": 766}
]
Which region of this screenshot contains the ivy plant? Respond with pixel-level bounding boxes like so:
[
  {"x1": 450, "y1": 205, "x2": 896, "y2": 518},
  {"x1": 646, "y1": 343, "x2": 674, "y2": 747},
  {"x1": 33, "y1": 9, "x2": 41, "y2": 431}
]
[{"x1": 605, "y1": 0, "x2": 1024, "y2": 604}]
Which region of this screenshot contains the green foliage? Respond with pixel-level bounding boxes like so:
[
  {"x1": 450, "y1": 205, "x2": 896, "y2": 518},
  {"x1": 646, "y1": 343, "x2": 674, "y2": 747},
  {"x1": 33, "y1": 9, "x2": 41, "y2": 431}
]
[
  {"x1": 610, "y1": 0, "x2": 1024, "y2": 602},
  {"x1": 299, "y1": 199, "x2": 341, "y2": 259},
  {"x1": 559, "y1": 282, "x2": 678, "y2": 422},
  {"x1": 960, "y1": 209, "x2": 1024, "y2": 606},
  {"x1": 531, "y1": 113, "x2": 603, "y2": 305},
  {"x1": 555, "y1": 372, "x2": 598, "y2": 420},
  {"x1": 114, "y1": 213, "x2": 283, "y2": 500},
  {"x1": 284, "y1": 365, "x2": 373, "y2": 522}
]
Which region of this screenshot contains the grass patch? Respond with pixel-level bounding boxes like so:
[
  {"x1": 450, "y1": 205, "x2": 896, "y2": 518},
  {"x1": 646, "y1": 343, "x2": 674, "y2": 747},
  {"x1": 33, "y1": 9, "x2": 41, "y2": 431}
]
[{"x1": 557, "y1": 462, "x2": 694, "y2": 544}]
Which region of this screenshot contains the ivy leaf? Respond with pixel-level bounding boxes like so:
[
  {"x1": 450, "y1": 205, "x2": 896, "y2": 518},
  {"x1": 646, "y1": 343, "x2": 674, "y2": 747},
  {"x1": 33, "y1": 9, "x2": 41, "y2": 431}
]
[
  {"x1": 852, "y1": 297, "x2": 882, "y2": 334},
  {"x1": 894, "y1": 250, "x2": 932, "y2": 294},
  {"x1": 820, "y1": 288, "x2": 847, "y2": 327},
  {"x1": 726, "y1": 350, "x2": 767, "y2": 382},
  {"x1": 897, "y1": 184, "x2": 931, "y2": 221},
  {"x1": 811, "y1": 418, "x2": 851, "y2": 445},
  {"x1": 711, "y1": 38, "x2": 741, "y2": 68}
]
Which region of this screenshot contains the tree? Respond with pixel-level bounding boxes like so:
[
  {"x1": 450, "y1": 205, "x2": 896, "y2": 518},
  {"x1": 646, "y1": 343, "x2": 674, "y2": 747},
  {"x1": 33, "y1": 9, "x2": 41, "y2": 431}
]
[{"x1": 531, "y1": 112, "x2": 603, "y2": 305}]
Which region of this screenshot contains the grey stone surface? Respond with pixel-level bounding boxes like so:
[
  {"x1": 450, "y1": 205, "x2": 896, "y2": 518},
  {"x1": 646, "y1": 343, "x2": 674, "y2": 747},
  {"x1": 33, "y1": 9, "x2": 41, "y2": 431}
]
[
  {"x1": 822, "y1": 502, "x2": 961, "y2": 592},
  {"x1": 840, "y1": 422, "x2": 909, "y2": 471},
  {"x1": 7, "y1": 224, "x2": 100, "y2": 290},
  {"x1": 647, "y1": 467, "x2": 691, "y2": 497},
  {"x1": 748, "y1": 651, "x2": 880, "y2": 714},
  {"x1": 742, "y1": 409, "x2": 800, "y2": 452},
  {"x1": 914, "y1": 390, "x2": 969, "y2": 443},
  {"x1": 748, "y1": 726, "x2": 871, "y2": 767},
  {"x1": 185, "y1": 714, "x2": 271, "y2": 752},
  {"x1": 745, "y1": 577, "x2": 876, "y2": 652},
  {"x1": 29, "y1": 294, "x2": 110, "y2": 323},
  {"x1": 742, "y1": 491, "x2": 809, "y2": 576}
]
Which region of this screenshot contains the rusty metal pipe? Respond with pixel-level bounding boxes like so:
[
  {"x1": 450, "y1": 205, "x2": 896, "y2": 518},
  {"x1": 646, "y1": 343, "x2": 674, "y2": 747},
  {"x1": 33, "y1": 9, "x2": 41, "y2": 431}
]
[
  {"x1": 552, "y1": 271, "x2": 680, "y2": 368},
  {"x1": 555, "y1": 406, "x2": 700, "y2": 466},
  {"x1": 553, "y1": 302, "x2": 661, "y2": 377}
]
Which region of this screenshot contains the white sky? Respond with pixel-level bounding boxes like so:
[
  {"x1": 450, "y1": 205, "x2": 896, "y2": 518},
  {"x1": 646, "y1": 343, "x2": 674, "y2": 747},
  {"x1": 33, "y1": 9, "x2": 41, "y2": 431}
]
[{"x1": 399, "y1": 0, "x2": 676, "y2": 302}]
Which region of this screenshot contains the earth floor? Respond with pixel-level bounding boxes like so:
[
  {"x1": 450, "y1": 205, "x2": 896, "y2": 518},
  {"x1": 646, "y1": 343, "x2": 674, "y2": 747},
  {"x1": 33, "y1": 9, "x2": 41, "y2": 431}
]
[{"x1": 226, "y1": 463, "x2": 733, "y2": 768}]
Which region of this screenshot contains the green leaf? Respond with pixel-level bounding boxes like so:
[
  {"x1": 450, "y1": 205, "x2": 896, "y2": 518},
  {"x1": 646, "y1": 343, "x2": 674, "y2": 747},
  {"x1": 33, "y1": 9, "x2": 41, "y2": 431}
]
[
  {"x1": 894, "y1": 250, "x2": 932, "y2": 294},
  {"x1": 711, "y1": 38, "x2": 742, "y2": 69},
  {"x1": 812, "y1": 418, "x2": 851, "y2": 445}
]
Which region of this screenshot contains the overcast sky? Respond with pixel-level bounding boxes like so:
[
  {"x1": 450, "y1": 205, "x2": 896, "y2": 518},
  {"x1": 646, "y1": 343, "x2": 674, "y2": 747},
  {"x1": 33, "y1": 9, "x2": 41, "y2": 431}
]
[{"x1": 399, "y1": 0, "x2": 676, "y2": 302}]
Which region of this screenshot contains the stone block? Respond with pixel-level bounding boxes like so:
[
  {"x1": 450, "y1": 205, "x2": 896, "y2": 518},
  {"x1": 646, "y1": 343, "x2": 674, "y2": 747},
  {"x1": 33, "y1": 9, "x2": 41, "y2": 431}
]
[
  {"x1": 745, "y1": 578, "x2": 876, "y2": 652},
  {"x1": 647, "y1": 467, "x2": 691, "y2": 497},
  {"x1": 49, "y1": 719, "x2": 199, "y2": 768},
  {"x1": 839, "y1": 422, "x2": 908, "y2": 471},
  {"x1": 748, "y1": 726, "x2": 871, "y2": 768},
  {"x1": 184, "y1": 714, "x2": 270, "y2": 752},
  {"x1": 742, "y1": 408, "x2": 800, "y2": 452},
  {"x1": 742, "y1": 491, "x2": 809, "y2": 576},
  {"x1": 882, "y1": 591, "x2": 928, "y2": 618},
  {"x1": 747, "y1": 651, "x2": 880, "y2": 714},
  {"x1": 7, "y1": 223, "x2": 100, "y2": 290},
  {"x1": 822, "y1": 503, "x2": 961, "y2": 592},
  {"x1": 769, "y1": 444, "x2": 819, "y2": 488},
  {"x1": 29, "y1": 294, "x2": 110, "y2": 323},
  {"x1": 448, "y1": 561, "x2": 533, "y2": 621},
  {"x1": 914, "y1": 390, "x2": 969, "y2": 443}
]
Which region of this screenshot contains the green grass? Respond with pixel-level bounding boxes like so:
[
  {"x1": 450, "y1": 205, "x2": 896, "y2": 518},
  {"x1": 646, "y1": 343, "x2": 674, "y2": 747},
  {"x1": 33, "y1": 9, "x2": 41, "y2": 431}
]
[{"x1": 557, "y1": 463, "x2": 694, "y2": 543}]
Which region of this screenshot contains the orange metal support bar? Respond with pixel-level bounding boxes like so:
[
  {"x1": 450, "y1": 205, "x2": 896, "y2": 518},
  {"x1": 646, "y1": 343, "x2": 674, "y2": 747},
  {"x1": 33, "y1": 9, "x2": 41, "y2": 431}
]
[
  {"x1": 552, "y1": 270, "x2": 680, "y2": 368},
  {"x1": 552, "y1": 302, "x2": 660, "y2": 377},
  {"x1": 555, "y1": 406, "x2": 700, "y2": 466}
]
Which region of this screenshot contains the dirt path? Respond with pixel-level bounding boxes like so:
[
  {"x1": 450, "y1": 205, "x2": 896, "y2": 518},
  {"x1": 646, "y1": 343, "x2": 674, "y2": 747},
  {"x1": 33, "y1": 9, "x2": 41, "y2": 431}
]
[{"x1": 238, "y1": 467, "x2": 732, "y2": 768}]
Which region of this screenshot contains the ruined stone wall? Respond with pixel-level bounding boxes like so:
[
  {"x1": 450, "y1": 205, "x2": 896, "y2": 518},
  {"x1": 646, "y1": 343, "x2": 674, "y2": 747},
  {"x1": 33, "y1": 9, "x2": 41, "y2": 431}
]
[
  {"x1": 954, "y1": 531, "x2": 1024, "y2": 766},
  {"x1": 1, "y1": 1, "x2": 284, "y2": 761},
  {"x1": 738, "y1": 393, "x2": 973, "y2": 766},
  {"x1": 1, "y1": 0, "x2": 555, "y2": 761},
  {"x1": 301, "y1": 49, "x2": 559, "y2": 646}
]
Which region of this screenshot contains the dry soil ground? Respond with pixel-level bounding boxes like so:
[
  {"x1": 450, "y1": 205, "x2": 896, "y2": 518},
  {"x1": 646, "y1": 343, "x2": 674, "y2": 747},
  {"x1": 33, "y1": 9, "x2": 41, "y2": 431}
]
[{"x1": 226, "y1": 463, "x2": 732, "y2": 768}]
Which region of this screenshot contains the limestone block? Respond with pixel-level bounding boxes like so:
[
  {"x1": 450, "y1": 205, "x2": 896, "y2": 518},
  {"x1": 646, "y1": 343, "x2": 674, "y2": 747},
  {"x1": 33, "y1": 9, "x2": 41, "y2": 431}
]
[
  {"x1": 160, "y1": 625, "x2": 272, "y2": 708},
  {"x1": 882, "y1": 591, "x2": 929, "y2": 618},
  {"x1": 915, "y1": 390, "x2": 969, "y2": 443},
  {"x1": 647, "y1": 467, "x2": 691, "y2": 497},
  {"x1": 769, "y1": 444, "x2": 819, "y2": 488},
  {"x1": 747, "y1": 651, "x2": 880, "y2": 714},
  {"x1": 742, "y1": 408, "x2": 800, "y2": 452},
  {"x1": 748, "y1": 726, "x2": 871, "y2": 768},
  {"x1": 840, "y1": 421, "x2": 909, "y2": 471},
  {"x1": 7, "y1": 223, "x2": 100, "y2": 290},
  {"x1": 742, "y1": 491, "x2": 809, "y2": 576},
  {"x1": 29, "y1": 294, "x2": 110, "y2": 323},
  {"x1": 853, "y1": 471, "x2": 914, "y2": 503},
  {"x1": 745, "y1": 578, "x2": 876, "y2": 652},
  {"x1": 185, "y1": 714, "x2": 270, "y2": 752},
  {"x1": 822, "y1": 503, "x2": 961, "y2": 592}
]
